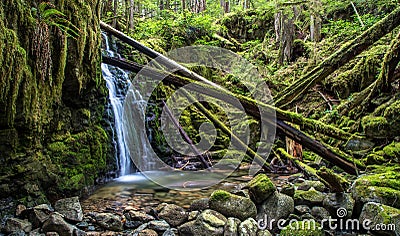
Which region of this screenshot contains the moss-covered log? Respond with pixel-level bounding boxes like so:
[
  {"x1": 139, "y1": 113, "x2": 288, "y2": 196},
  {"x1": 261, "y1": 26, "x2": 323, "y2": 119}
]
[{"x1": 274, "y1": 6, "x2": 400, "y2": 108}]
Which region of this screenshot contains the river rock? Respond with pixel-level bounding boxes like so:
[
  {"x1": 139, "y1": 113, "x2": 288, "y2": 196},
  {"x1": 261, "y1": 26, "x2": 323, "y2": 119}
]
[
  {"x1": 247, "y1": 174, "x2": 276, "y2": 204},
  {"x1": 359, "y1": 202, "x2": 399, "y2": 236},
  {"x1": 296, "y1": 180, "x2": 325, "y2": 192},
  {"x1": 95, "y1": 213, "x2": 123, "y2": 231},
  {"x1": 280, "y1": 221, "x2": 324, "y2": 236},
  {"x1": 293, "y1": 188, "x2": 325, "y2": 206},
  {"x1": 147, "y1": 220, "x2": 170, "y2": 233},
  {"x1": 178, "y1": 209, "x2": 227, "y2": 236},
  {"x1": 138, "y1": 229, "x2": 158, "y2": 236},
  {"x1": 280, "y1": 183, "x2": 295, "y2": 197},
  {"x1": 257, "y1": 230, "x2": 272, "y2": 236},
  {"x1": 162, "y1": 228, "x2": 177, "y2": 236},
  {"x1": 323, "y1": 192, "x2": 354, "y2": 219},
  {"x1": 42, "y1": 213, "x2": 77, "y2": 236},
  {"x1": 22, "y1": 204, "x2": 53, "y2": 228},
  {"x1": 158, "y1": 204, "x2": 188, "y2": 227},
  {"x1": 189, "y1": 198, "x2": 209, "y2": 211},
  {"x1": 238, "y1": 218, "x2": 258, "y2": 236},
  {"x1": 223, "y1": 217, "x2": 241, "y2": 236},
  {"x1": 311, "y1": 206, "x2": 330, "y2": 222},
  {"x1": 209, "y1": 190, "x2": 256, "y2": 221},
  {"x1": 294, "y1": 205, "x2": 311, "y2": 215},
  {"x1": 54, "y1": 197, "x2": 83, "y2": 222},
  {"x1": 125, "y1": 210, "x2": 155, "y2": 222},
  {"x1": 257, "y1": 191, "x2": 294, "y2": 228},
  {"x1": 4, "y1": 218, "x2": 32, "y2": 233},
  {"x1": 351, "y1": 171, "x2": 400, "y2": 209}
]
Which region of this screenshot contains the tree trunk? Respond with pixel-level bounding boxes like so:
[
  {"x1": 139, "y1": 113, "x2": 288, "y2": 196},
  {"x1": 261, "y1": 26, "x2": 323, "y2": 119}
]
[
  {"x1": 274, "y1": 6, "x2": 400, "y2": 108},
  {"x1": 112, "y1": 0, "x2": 118, "y2": 28},
  {"x1": 128, "y1": 0, "x2": 134, "y2": 33},
  {"x1": 275, "y1": 9, "x2": 295, "y2": 64}
]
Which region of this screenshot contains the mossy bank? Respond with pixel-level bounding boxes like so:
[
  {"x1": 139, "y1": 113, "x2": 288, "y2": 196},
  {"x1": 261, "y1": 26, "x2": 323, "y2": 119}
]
[{"x1": 0, "y1": 0, "x2": 114, "y2": 209}]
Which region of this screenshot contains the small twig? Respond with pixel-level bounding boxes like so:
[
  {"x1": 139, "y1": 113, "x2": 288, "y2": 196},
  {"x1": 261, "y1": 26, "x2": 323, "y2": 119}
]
[{"x1": 351, "y1": 1, "x2": 365, "y2": 27}]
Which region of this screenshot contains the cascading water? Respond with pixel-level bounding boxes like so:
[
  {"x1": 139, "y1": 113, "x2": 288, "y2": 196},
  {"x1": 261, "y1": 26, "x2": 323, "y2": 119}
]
[{"x1": 101, "y1": 33, "x2": 134, "y2": 176}]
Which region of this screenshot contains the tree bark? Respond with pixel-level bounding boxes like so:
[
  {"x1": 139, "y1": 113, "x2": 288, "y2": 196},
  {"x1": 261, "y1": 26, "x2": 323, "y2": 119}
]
[{"x1": 274, "y1": 6, "x2": 400, "y2": 108}]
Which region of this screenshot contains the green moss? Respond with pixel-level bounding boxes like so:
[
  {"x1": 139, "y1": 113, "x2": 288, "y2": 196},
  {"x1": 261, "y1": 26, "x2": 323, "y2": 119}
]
[
  {"x1": 247, "y1": 173, "x2": 276, "y2": 203},
  {"x1": 210, "y1": 190, "x2": 231, "y2": 201},
  {"x1": 280, "y1": 221, "x2": 324, "y2": 236},
  {"x1": 361, "y1": 116, "x2": 389, "y2": 137},
  {"x1": 294, "y1": 188, "x2": 325, "y2": 205}
]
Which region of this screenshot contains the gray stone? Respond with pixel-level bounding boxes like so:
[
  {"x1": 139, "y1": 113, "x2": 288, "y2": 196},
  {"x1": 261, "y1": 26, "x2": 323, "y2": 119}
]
[
  {"x1": 125, "y1": 211, "x2": 155, "y2": 223},
  {"x1": 294, "y1": 205, "x2": 311, "y2": 215},
  {"x1": 178, "y1": 210, "x2": 227, "y2": 236},
  {"x1": 95, "y1": 213, "x2": 123, "y2": 231},
  {"x1": 54, "y1": 197, "x2": 83, "y2": 222},
  {"x1": 23, "y1": 205, "x2": 53, "y2": 228},
  {"x1": 300, "y1": 213, "x2": 315, "y2": 220},
  {"x1": 162, "y1": 228, "x2": 177, "y2": 236},
  {"x1": 280, "y1": 184, "x2": 295, "y2": 197},
  {"x1": 4, "y1": 218, "x2": 32, "y2": 233},
  {"x1": 209, "y1": 190, "x2": 257, "y2": 221},
  {"x1": 257, "y1": 192, "x2": 294, "y2": 228},
  {"x1": 311, "y1": 206, "x2": 330, "y2": 222},
  {"x1": 359, "y1": 202, "x2": 399, "y2": 236},
  {"x1": 256, "y1": 230, "x2": 272, "y2": 236},
  {"x1": 323, "y1": 192, "x2": 355, "y2": 219},
  {"x1": 188, "y1": 211, "x2": 200, "y2": 221},
  {"x1": 223, "y1": 217, "x2": 241, "y2": 236},
  {"x1": 158, "y1": 204, "x2": 188, "y2": 227},
  {"x1": 147, "y1": 220, "x2": 170, "y2": 232},
  {"x1": 189, "y1": 198, "x2": 209, "y2": 211},
  {"x1": 137, "y1": 229, "x2": 158, "y2": 236},
  {"x1": 238, "y1": 218, "x2": 258, "y2": 236},
  {"x1": 42, "y1": 213, "x2": 77, "y2": 236},
  {"x1": 296, "y1": 180, "x2": 325, "y2": 192}
]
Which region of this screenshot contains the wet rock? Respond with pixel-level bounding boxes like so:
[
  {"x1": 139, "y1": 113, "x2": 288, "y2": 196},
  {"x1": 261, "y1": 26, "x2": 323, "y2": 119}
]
[
  {"x1": 247, "y1": 174, "x2": 276, "y2": 204},
  {"x1": 189, "y1": 198, "x2": 209, "y2": 211},
  {"x1": 137, "y1": 229, "x2": 158, "y2": 236},
  {"x1": 294, "y1": 205, "x2": 311, "y2": 215},
  {"x1": 223, "y1": 217, "x2": 241, "y2": 236},
  {"x1": 4, "y1": 218, "x2": 32, "y2": 233},
  {"x1": 300, "y1": 213, "x2": 314, "y2": 220},
  {"x1": 42, "y1": 213, "x2": 77, "y2": 236},
  {"x1": 162, "y1": 228, "x2": 177, "y2": 236},
  {"x1": 280, "y1": 184, "x2": 295, "y2": 197},
  {"x1": 323, "y1": 192, "x2": 354, "y2": 219},
  {"x1": 28, "y1": 228, "x2": 44, "y2": 236},
  {"x1": 188, "y1": 211, "x2": 200, "y2": 221},
  {"x1": 54, "y1": 197, "x2": 83, "y2": 222},
  {"x1": 22, "y1": 204, "x2": 53, "y2": 228},
  {"x1": 94, "y1": 213, "x2": 123, "y2": 231},
  {"x1": 178, "y1": 210, "x2": 227, "y2": 236},
  {"x1": 125, "y1": 211, "x2": 155, "y2": 223},
  {"x1": 209, "y1": 190, "x2": 256, "y2": 221},
  {"x1": 296, "y1": 180, "x2": 325, "y2": 192},
  {"x1": 359, "y1": 202, "x2": 399, "y2": 236},
  {"x1": 147, "y1": 220, "x2": 170, "y2": 233},
  {"x1": 158, "y1": 204, "x2": 188, "y2": 227},
  {"x1": 257, "y1": 229, "x2": 272, "y2": 236},
  {"x1": 310, "y1": 207, "x2": 330, "y2": 222},
  {"x1": 15, "y1": 205, "x2": 26, "y2": 217},
  {"x1": 125, "y1": 220, "x2": 142, "y2": 229},
  {"x1": 238, "y1": 218, "x2": 258, "y2": 236},
  {"x1": 293, "y1": 188, "x2": 325, "y2": 206},
  {"x1": 280, "y1": 221, "x2": 324, "y2": 236},
  {"x1": 257, "y1": 192, "x2": 294, "y2": 228}
]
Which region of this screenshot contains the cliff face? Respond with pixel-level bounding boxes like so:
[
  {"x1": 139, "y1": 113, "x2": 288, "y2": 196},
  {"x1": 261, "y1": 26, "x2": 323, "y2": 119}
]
[{"x1": 0, "y1": 0, "x2": 114, "y2": 207}]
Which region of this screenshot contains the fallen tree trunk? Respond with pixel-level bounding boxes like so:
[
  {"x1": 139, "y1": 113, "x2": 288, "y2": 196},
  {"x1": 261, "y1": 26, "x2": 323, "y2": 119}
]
[
  {"x1": 103, "y1": 56, "x2": 360, "y2": 174},
  {"x1": 274, "y1": 6, "x2": 400, "y2": 108}
]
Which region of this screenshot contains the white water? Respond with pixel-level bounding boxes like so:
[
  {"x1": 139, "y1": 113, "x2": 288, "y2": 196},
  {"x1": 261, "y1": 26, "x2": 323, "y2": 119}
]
[{"x1": 101, "y1": 33, "x2": 133, "y2": 175}]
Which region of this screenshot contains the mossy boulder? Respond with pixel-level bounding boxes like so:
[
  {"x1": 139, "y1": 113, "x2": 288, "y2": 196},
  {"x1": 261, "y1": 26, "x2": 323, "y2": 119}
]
[
  {"x1": 351, "y1": 168, "x2": 400, "y2": 209},
  {"x1": 178, "y1": 209, "x2": 227, "y2": 236},
  {"x1": 359, "y1": 202, "x2": 399, "y2": 236},
  {"x1": 280, "y1": 221, "x2": 324, "y2": 236},
  {"x1": 294, "y1": 188, "x2": 326, "y2": 206},
  {"x1": 257, "y1": 192, "x2": 294, "y2": 228},
  {"x1": 209, "y1": 190, "x2": 257, "y2": 221},
  {"x1": 247, "y1": 174, "x2": 276, "y2": 204},
  {"x1": 361, "y1": 116, "x2": 389, "y2": 138}
]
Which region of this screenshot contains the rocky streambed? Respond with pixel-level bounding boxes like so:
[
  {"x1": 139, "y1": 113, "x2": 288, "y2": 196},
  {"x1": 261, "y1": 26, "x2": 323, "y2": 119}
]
[{"x1": 1, "y1": 167, "x2": 400, "y2": 236}]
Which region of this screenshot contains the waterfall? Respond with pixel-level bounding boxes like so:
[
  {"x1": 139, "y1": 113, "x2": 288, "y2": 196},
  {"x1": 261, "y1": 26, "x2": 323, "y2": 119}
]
[{"x1": 101, "y1": 33, "x2": 133, "y2": 176}]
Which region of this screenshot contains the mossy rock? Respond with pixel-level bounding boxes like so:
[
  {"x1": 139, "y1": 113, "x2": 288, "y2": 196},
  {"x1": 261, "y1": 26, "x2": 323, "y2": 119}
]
[
  {"x1": 209, "y1": 190, "x2": 256, "y2": 221},
  {"x1": 280, "y1": 221, "x2": 324, "y2": 236},
  {"x1": 247, "y1": 174, "x2": 276, "y2": 204},
  {"x1": 294, "y1": 188, "x2": 326, "y2": 207},
  {"x1": 361, "y1": 116, "x2": 389, "y2": 138},
  {"x1": 359, "y1": 202, "x2": 399, "y2": 236},
  {"x1": 351, "y1": 168, "x2": 400, "y2": 209}
]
